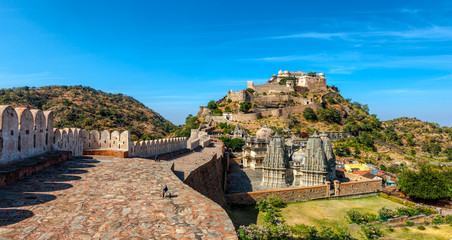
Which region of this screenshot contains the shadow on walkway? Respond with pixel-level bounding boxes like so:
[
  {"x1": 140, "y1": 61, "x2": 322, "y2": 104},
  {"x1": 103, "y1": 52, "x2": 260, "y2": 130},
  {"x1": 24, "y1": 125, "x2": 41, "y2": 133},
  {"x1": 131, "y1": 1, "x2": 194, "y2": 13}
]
[{"x1": 0, "y1": 156, "x2": 99, "y2": 226}]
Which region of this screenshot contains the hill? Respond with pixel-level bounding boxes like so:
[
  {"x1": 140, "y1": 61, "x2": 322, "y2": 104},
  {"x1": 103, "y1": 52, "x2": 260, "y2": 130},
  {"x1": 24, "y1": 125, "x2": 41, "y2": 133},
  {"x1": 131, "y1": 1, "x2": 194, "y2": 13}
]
[
  {"x1": 197, "y1": 84, "x2": 451, "y2": 165},
  {"x1": 0, "y1": 85, "x2": 176, "y2": 140}
]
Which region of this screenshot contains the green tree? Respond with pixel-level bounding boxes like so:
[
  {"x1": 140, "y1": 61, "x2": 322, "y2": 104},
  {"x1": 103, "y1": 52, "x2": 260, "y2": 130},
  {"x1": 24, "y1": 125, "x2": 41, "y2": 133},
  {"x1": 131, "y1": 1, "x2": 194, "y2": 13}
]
[
  {"x1": 317, "y1": 108, "x2": 341, "y2": 124},
  {"x1": 207, "y1": 100, "x2": 217, "y2": 110},
  {"x1": 239, "y1": 101, "x2": 252, "y2": 113},
  {"x1": 303, "y1": 107, "x2": 317, "y2": 121},
  {"x1": 246, "y1": 88, "x2": 255, "y2": 93},
  {"x1": 398, "y1": 165, "x2": 452, "y2": 200}
]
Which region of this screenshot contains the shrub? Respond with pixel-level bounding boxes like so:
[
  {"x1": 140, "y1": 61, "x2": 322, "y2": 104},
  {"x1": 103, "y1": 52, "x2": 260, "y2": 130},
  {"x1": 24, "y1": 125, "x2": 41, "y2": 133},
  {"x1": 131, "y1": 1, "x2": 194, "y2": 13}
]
[
  {"x1": 445, "y1": 215, "x2": 452, "y2": 224},
  {"x1": 239, "y1": 101, "x2": 252, "y2": 113},
  {"x1": 227, "y1": 98, "x2": 232, "y2": 103},
  {"x1": 237, "y1": 223, "x2": 291, "y2": 240},
  {"x1": 378, "y1": 207, "x2": 396, "y2": 221},
  {"x1": 423, "y1": 220, "x2": 429, "y2": 226},
  {"x1": 207, "y1": 100, "x2": 217, "y2": 110},
  {"x1": 303, "y1": 107, "x2": 317, "y2": 121},
  {"x1": 361, "y1": 225, "x2": 383, "y2": 240},
  {"x1": 432, "y1": 215, "x2": 444, "y2": 225},
  {"x1": 246, "y1": 88, "x2": 255, "y2": 93},
  {"x1": 346, "y1": 210, "x2": 366, "y2": 224},
  {"x1": 417, "y1": 225, "x2": 426, "y2": 230},
  {"x1": 406, "y1": 220, "x2": 415, "y2": 226}
]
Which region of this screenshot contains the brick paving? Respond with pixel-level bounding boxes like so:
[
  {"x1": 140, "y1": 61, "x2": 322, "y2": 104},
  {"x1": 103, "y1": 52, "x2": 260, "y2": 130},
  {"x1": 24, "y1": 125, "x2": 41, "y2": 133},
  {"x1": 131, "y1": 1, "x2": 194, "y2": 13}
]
[{"x1": 0, "y1": 155, "x2": 237, "y2": 240}]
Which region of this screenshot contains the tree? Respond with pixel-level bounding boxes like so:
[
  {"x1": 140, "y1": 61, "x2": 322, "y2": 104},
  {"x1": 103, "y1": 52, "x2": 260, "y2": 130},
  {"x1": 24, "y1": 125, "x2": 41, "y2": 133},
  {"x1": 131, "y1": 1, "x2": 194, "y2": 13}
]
[
  {"x1": 239, "y1": 101, "x2": 252, "y2": 113},
  {"x1": 207, "y1": 100, "x2": 217, "y2": 110},
  {"x1": 398, "y1": 165, "x2": 451, "y2": 201},
  {"x1": 303, "y1": 107, "x2": 317, "y2": 121},
  {"x1": 246, "y1": 88, "x2": 255, "y2": 93},
  {"x1": 316, "y1": 108, "x2": 341, "y2": 124}
]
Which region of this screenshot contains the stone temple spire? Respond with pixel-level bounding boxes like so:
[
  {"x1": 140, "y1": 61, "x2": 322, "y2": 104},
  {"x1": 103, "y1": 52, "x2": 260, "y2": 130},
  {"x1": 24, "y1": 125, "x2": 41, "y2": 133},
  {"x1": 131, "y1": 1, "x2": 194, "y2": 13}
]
[{"x1": 262, "y1": 137, "x2": 291, "y2": 188}]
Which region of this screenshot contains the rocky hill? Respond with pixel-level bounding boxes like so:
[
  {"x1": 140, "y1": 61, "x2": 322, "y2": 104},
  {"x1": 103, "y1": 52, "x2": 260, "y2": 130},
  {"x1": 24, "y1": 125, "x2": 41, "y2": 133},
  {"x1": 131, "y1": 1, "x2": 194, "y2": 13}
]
[
  {"x1": 0, "y1": 85, "x2": 176, "y2": 140},
  {"x1": 199, "y1": 84, "x2": 451, "y2": 165}
]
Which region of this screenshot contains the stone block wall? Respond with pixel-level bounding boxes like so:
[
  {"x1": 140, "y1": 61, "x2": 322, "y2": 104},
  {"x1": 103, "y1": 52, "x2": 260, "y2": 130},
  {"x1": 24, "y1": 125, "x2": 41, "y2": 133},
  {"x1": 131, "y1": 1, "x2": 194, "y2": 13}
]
[
  {"x1": 226, "y1": 178, "x2": 382, "y2": 205},
  {"x1": 226, "y1": 185, "x2": 328, "y2": 205},
  {"x1": 184, "y1": 152, "x2": 228, "y2": 207},
  {"x1": 187, "y1": 129, "x2": 211, "y2": 150},
  {"x1": 334, "y1": 179, "x2": 383, "y2": 196},
  {"x1": 0, "y1": 105, "x2": 84, "y2": 164},
  {"x1": 231, "y1": 103, "x2": 321, "y2": 122},
  {"x1": 131, "y1": 137, "x2": 187, "y2": 158}
]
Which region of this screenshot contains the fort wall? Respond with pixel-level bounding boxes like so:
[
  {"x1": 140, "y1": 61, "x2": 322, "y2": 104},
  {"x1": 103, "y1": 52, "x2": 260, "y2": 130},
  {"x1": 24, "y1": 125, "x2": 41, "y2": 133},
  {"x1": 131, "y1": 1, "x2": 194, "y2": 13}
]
[
  {"x1": 0, "y1": 105, "x2": 84, "y2": 165},
  {"x1": 184, "y1": 152, "x2": 228, "y2": 207},
  {"x1": 226, "y1": 178, "x2": 382, "y2": 205},
  {"x1": 231, "y1": 103, "x2": 321, "y2": 122}
]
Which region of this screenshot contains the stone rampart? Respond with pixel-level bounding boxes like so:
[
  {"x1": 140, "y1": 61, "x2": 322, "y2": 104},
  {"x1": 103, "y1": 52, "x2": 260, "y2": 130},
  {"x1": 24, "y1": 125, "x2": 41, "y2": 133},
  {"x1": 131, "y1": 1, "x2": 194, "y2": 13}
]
[
  {"x1": 0, "y1": 105, "x2": 83, "y2": 164},
  {"x1": 253, "y1": 82, "x2": 294, "y2": 93},
  {"x1": 227, "y1": 177, "x2": 382, "y2": 205},
  {"x1": 131, "y1": 137, "x2": 187, "y2": 158},
  {"x1": 184, "y1": 152, "x2": 228, "y2": 207},
  {"x1": 231, "y1": 103, "x2": 321, "y2": 122},
  {"x1": 226, "y1": 185, "x2": 328, "y2": 205},
  {"x1": 231, "y1": 112, "x2": 261, "y2": 121},
  {"x1": 334, "y1": 178, "x2": 383, "y2": 196}
]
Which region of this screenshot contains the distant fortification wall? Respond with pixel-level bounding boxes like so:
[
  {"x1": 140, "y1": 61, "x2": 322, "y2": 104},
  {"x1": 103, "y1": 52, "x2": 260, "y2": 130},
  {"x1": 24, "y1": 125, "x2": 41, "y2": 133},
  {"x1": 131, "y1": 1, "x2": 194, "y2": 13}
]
[
  {"x1": 0, "y1": 105, "x2": 83, "y2": 165},
  {"x1": 252, "y1": 82, "x2": 294, "y2": 94},
  {"x1": 231, "y1": 103, "x2": 321, "y2": 122},
  {"x1": 226, "y1": 178, "x2": 382, "y2": 205}
]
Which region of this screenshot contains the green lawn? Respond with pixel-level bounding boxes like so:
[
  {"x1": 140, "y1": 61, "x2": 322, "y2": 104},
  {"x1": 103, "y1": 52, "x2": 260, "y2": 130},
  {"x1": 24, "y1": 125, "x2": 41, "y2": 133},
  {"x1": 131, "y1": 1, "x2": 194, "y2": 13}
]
[
  {"x1": 229, "y1": 197, "x2": 452, "y2": 239},
  {"x1": 275, "y1": 196, "x2": 404, "y2": 238},
  {"x1": 384, "y1": 225, "x2": 452, "y2": 240}
]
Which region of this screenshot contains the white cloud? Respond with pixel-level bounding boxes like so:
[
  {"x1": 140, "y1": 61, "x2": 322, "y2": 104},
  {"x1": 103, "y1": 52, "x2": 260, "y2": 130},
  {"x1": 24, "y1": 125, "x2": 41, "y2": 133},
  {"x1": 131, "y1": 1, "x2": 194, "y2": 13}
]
[{"x1": 272, "y1": 26, "x2": 452, "y2": 42}]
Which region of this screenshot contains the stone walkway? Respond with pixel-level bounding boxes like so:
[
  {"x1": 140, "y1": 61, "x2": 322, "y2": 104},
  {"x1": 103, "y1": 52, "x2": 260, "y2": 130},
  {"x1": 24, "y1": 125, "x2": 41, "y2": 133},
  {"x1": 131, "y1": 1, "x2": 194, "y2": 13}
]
[
  {"x1": 167, "y1": 143, "x2": 223, "y2": 181},
  {"x1": 0, "y1": 155, "x2": 237, "y2": 240}
]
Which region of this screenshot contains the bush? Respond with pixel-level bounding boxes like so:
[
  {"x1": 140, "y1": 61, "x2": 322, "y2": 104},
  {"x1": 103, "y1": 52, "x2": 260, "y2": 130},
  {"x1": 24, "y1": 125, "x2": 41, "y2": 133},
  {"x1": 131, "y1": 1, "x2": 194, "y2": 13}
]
[
  {"x1": 417, "y1": 225, "x2": 426, "y2": 230},
  {"x1": 346, "y1": 210, "x2": 366, "y2": 224},
  {"x1": 246, "y1": 88, "x2": 255, "y2": 93},
  {"x1": 239, "y1": 101, "x2": 252, "y2": 113},
  {"x1": 445, "y1": 215, "x2": 452, "y2": 224},
  {"x1": 207, "y1": 100, "x2": 217, "y2": 110},
  {"x1": 432, "y1": 215, "x2": 444, "y2": 225},
  {"x1": 303, "y1": 107, "x2": 317, "y2": 121},
  {"x1": 238, "y1": 223, "x2": 291, "y2": 240},
  {"x1": 378, "y1": 207, "x2": 397, "y2": 221},
  {"x1": 398, "y1": 165, "x2": 451, "y2": 200},
  {"x1": 361, "y1": 225, "x2": 383, "y2": 240},
  {"x1": 406, "y1": 220, "x2": 415, "y2": 226}
]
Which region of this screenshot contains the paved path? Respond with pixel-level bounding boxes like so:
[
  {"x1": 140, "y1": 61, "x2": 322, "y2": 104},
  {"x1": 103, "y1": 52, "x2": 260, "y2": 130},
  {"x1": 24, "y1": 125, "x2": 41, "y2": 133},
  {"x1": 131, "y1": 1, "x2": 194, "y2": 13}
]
[
  {"x1": 0, "y1": 155, "x2": 237, "y2": 240},
  {"x1": 167, "y1": 143, "x2": 223, "y2": 181}
]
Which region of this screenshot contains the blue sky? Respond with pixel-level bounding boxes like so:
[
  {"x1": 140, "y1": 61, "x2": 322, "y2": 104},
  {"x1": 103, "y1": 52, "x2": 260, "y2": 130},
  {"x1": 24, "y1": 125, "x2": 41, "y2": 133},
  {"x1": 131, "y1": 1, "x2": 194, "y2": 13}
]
[{"x1": 0, "y1": 1, "x2": 451, "y2": 126}]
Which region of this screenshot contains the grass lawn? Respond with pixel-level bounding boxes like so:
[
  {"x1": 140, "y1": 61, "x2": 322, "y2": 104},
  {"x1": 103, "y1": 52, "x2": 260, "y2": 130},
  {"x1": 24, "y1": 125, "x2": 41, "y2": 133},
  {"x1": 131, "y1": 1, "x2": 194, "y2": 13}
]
[
  {"x1": 229, "y1": 196, "x2": 452, "y2": 239},
  {"x1": 384, "y1": 225, "x2": 452, "y2": 240}
]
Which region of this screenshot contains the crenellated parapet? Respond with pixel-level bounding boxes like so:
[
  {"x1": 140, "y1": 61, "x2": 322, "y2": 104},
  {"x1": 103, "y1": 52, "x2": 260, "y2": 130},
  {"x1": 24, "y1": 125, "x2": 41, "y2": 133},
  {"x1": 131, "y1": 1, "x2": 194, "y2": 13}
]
[
  {"x1": 0, "y1": 105, "x2": 84, "y2": 164},
  {"x1": 81, "y1": 129, "x2": 130, "y2": 152},
  {"x1": 130, "y1": 137, "x2": 187, "y2": 158}
]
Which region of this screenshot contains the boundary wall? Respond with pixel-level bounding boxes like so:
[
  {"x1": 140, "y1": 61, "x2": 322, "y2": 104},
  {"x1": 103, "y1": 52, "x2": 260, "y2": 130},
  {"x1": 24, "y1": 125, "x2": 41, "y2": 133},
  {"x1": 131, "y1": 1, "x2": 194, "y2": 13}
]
[
  {"x1": 231, "y1": 103, "x2": 321, "y2": 122},
  {"x1": 81, "y1": 129, "x2": 187, "y2": 158},
  {"x1": 187, "y1": 129, "x2": 211, "y2": 150},
  {"x1": 0, "y1": 105, "x2": 83, "y2": 164},
  {"x1": 226, "y1": 178, "x2": 382, "y2": 205}
]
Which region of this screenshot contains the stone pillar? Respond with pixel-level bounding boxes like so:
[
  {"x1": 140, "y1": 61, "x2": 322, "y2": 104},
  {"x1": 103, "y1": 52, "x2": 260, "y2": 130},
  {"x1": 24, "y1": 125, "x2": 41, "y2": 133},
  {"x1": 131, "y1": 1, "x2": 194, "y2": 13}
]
[
  {"x1": 326, "y1": 181, "x2": 331, "y2": 197},
  {"x1": 334, "y1": 180, "x2": 340, "y2": 196}
]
